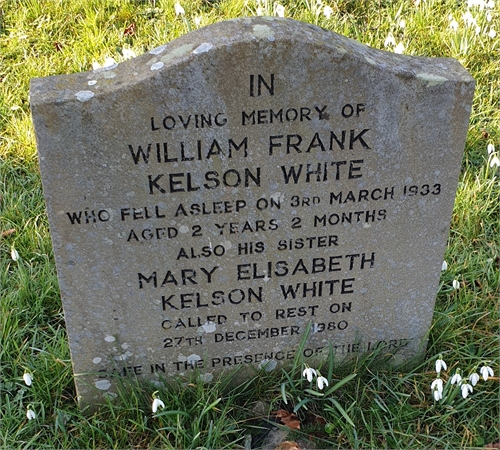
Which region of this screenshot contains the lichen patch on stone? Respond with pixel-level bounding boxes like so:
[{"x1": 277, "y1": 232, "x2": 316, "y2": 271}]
[
  {"x1": 193, "y1": 42, "x2": 213, "y2": 54},
  {"x1": 75, "y1": 91, "x2": 94, "y2": 102},
  {"x1": 416, "y1": 72, "x2": 447, "y2": 86}
]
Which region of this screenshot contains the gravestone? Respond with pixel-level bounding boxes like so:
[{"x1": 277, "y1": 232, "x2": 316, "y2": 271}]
[{"x1": 30, "y1": 17, "x2": 475, "y2": 406}]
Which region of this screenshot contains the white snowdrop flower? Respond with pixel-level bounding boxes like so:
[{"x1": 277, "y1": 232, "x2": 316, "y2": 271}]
[
  {"x1": 317, "y1": 375, "x2": 329, "y2": 390},
  {"x1": 399, "y1": 19, "x2": 406, "y2": 29},
  {"x1": 174, "y1": 2, "x2": 185, "y2": 16},
  {"x1": 92, "y1": 61, "x2": 102, "y2": 70},
  {"x1": 463, "y1": 11, "x2": 477, "y2": 27},
  {"x1": 384, "y1": 33, "x2": 396, "y2": 47},
  {"x1": 486, "y1": 11, "x2": 492, "y2": 21},
  {"x1": 486, "y1": 0, "x2": 495, "y2": 7},
  {"x1": 324, "y1": 5, "x2": 333, "y2": 19},
  {"x1": 194, "y1": 16, "x2": 202, "y2": 26},
  {"x1": 476, "y1": 25, "x2": 481, "y2": 35},
  {"x1": 435, "y1": 357, "x2": 447, "y2": 373},
  {"x1": 450, "y1": 372, "x2": 462, "y2": 385},
  {"x1": 431, "y1": 378, "x2": 444, "y2": 393},
  {"x1": 461, "y1": 383, "x2": 473, "y2": 398},
  {"x1": 490, "y1": 156, "x2": 500, "y2": 167},
  {"x1": 11, "y1": 248, "x2": 19, "y2": 261},
  {"x1": 26, "y1": 408, "x2": 36, "y2": 420},
  {"x1": 152, "y1": 397, "x2": 165, "y2": 413},
  {"x1": 103, "y1": 57, "x2": 117, "y2": 68},
  {"x1": 433, "y1": 388, "x2": 443, "y2": 401},
  {"x1": 302, "y1": 366, "x2": 317, "y2": 382},
  {"x1": 480, "y1": 365, "x2": 494, "y2": 381},
  {"x1": 449, "y1": 19, "x2": 459, "y2": 31},
  {"x1": 487, "y1": 143, "x2": 495, "y2": 154},
  {"x1": 394, "y1": 42, "x2": 405, "y2": 54},
  {"x1": 488, "y1": 27, "x2": 497, "y2": 38},
  {"x1": 452, "y1": 279, "x2": 460, "y2": 289},
  {"x1": 256, "y1": 6, "x2": 264, "y2": 15},
  {"x1": 274, "y1": 3, "x2": 285, "y2": 17},
  {"x1": 23, "y1": 372, "x2": 33, "y2": 386},
  {"x1": 469, "y1": 373, "x2": 480, "y2": 386},
  {"x1": 122, "y1": 48, "x2": 136, "y2": 60},
  {"x1": 442, "y1": 261, "x2": 448, "y2": 271}
]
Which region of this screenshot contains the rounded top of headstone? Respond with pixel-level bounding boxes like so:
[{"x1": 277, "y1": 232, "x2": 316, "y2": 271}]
[{"x1": 30, "y1": 17, "x2": 473, "y2": 107}]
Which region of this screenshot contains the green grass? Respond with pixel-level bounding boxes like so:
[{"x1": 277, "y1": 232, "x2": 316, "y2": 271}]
[{"x1": 1, "y1": 0, "x2": 499, "y2": 448}]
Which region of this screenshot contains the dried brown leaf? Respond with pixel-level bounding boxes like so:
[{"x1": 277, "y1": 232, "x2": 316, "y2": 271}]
[
  {"x1": 274, "y1": 441, "x2": 301, "y2": 450},
  {"x1": 1, "y1": 228, "x2": 16, "y2": 238}
]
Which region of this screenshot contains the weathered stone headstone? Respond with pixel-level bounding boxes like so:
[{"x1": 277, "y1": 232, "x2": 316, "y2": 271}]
[{"x1": 30, "y1": 17, "x2": 474, "y2": 406}]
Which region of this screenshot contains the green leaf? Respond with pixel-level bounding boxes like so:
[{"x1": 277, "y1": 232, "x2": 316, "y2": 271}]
[
  {"x1": 324, "y1": 373, "x2": 357, "y2": 396},
  {"x1": 281, "y1": 382, "x2": 288, "y2": 404},
  {"x1": 326, "y1": 399, "x2": 355, "y2": 428},
  {"x1": 304, "y1": 388, "x2": 325, "y2": 397}
]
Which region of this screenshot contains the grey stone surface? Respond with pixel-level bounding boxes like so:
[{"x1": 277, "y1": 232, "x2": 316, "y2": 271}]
[{"x1": 30, "y1": 17, "x2": 474, "y2": 406}]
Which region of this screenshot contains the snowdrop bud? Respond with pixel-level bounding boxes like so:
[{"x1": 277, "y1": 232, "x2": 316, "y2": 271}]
[
  {"x1": 11, "y1": 248, "x2": 19, "y2": 261},
  {"x1": 394, "y1": 42, "x2": 405, "y2": 54},
  {"x1": 450, "y1": 372, "x2": 462, "y2": 385},
  {"x1": 441, "y1": 261, "x2": 448, "y2": 271},
  {"x1": 122, "y1": 48, "x2": 136, "y2": 60},
  {"x1": 384, "y1": 33, "x2": 396, "y2": 48},
  {"x1": 469, "y1": 373, "x2": 479, "y2": 386},
  {"x1": 487, "y1": 143, "x2": 495, "y2": 154},
  {"x1": 302, "y1": 366, "x2": 317, "y2": 382},
  {"x1": 431, "y1": 378, "x2": 444, "y2": 393},
  {"x1": 174, "y1": 2, "x2": 185, "y2": 16},
  {"x1": 23, "y1": 372, "x2": 33, "y2": 386},
  {"x1": 452, "y1": 280, "x2": 460, "y2": 289},
  {"x1": 152, "y1": 397, "x2": 165, "y2": 413},
  {"x1": 435, "y1": 357, "x2": 447, "y2": 373},
  {"x1": 449, "y1": 19, "x2": 459, "y2": 31},
  {"x1": 103, "y1": 57, "x2": 117, "y2": 68},
  {"x1": 274, "y1": 3, "x2": 285, "y2": 17},
  {"x1": 488, "y1": 27, "x2": 497, "y2": 38},
  {"x1": 26, "y1": 408, "x2": 36, "y2": 420},
  {"x1": 461, "y1": 383, "x2": 473, "y2": 398},
  {"x1": 317, "y1": 375, "x2": 329, "y2": 390},
  {"x1": 480, "y1": 365, "x2": 494, "y2": 381}
]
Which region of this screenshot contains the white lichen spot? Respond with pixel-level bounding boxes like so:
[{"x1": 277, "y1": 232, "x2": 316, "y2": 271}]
[
  {"x1": 199, "y1": 373, "x2": 213, "y2": 383},
  {"x1": 160, "y1": 44, "x2": 195, "y2": 64},
  {"x1": 364, "y1": 56, "x2": 377, "y2": 66},
  {"x1": 416, "y1": 73, "x2": 447, "y2": 87},
  {"x1": 179, "y1": 225, "x2": 189, "y2": 234},
  {"x1": 88, "y1": 80, "x2": 97, "y2": 86},
  {"x1": 193, "y1": 43, "x2": 213, "y2": 54},
  {"x1": 187, "y1": 354, "x2": 201, "y2": 364},
  {"x1": 268, "y1": 36, "x2": 275, "y2": 42},
  {"x1": 104, "y1": 63, "x2": 118, "y2": 71},
  {"x1": 270, "y1": 192, "x2": 284, "y2": 203},
  {"x1": 121, "y1": 343, "x2": 129, "y2": 349},
  {"x1": 93, "y1": 357, "x2": 102, "y2": 364},
  {"x1": 221, "y1": 240, "x2": 232, "y2": 250},
  {"x1": 149, "y1": 44, "x2": 168, "y2": 55},
  {"x1": 95, "y1": 379, "x2": 111, "y2": 390},
  {"x1": 103, "y1": 392, "x2": 117, "y2": 400},
  {"x1": 103, "y1": 71, "x2": 116, "y2": 79},
  {"x1": 201, "y1": 321, "x2": 216, "y2": 333},
  {"x1": 259, "y1": 359, "x2": 277, "y2": 371},
  {"x1": 253, "y1": 24, "x2": 274, "y2": 40},
  {"x1": 75, "y1": 91, "x2": 94, "y2": 102},
  {"x1": 113, "y1": 354, "x2": 127, "y2": 361},
  {"x1": 150, "y1": 61, "x2": 164, "y2": 71},
  {"x1": 104, "y1": 335, "x2": 116, "y2": 342}
]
